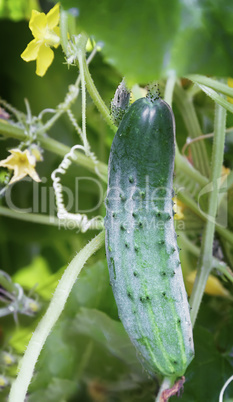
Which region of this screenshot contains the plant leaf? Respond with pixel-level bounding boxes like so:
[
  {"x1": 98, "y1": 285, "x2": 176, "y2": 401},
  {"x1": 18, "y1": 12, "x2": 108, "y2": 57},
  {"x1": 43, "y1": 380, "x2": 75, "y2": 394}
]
[{"x1": 61, "y1": 0, "x2": 233, "y2": 83}]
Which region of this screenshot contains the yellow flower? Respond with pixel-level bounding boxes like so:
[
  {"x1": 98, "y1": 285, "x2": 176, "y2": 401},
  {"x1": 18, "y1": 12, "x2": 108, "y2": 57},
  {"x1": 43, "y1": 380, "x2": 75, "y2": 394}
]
[
  {"x1": 0, "y1": 149, "x2": 41, "y2": 184},
  {"x1": 21, "y1": 3, "x2": 60, "y2": 77},
  {"x1": 173, "y1": 196, "x2": 185, "y2": 220},
  {"x1": 186, "y1": 270, "x2": 231, "y2": 299},
  {"x1": 221, "y1": 165, "x2": 230, "y2": 177},
  {"x1": 227, "y1": 78, "x2": 233, "y2": 104}
]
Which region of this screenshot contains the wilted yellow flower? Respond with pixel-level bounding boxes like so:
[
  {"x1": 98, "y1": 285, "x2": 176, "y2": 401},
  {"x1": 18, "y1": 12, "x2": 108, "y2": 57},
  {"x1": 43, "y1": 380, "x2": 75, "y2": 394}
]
[
  {"x1": 173, "y1": 196, "x2": 185, "y2": 220},
  {"x1": 186, "y1": 270, "x2": 231, "y2": 298},
  {"x1": 0, "y1": 149, "x2": 41, "y2": 184},
  {"x1": 21, "y1": 3, "x2": 60, "y2": 77}
]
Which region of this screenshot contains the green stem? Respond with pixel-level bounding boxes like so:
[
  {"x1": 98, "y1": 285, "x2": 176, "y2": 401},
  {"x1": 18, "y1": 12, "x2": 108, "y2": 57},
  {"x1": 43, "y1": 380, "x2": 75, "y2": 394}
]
[
  {"x1": 76, "y1": 34, "x2": 89, "y2": 151},
  {"x1": 197, "y1": 84, "x2": 233, "y2": 115},
  {"x1": 178, "y1": 191, "x2": 233, "y2": 246},
  {"x1": 59, "y1": 7, "x2": 69, "y2": 55},
  {"x1": 179, "y1": 233, "x2": 233, "y2": 283},
  {"x1": 37, "y1": 108, "x2": 65, "y2": 135},
  {"x1": 155, "y1": 376, "x2": 174, "y2": 402},
  {"x1": 186, "y1": 75, "x2": 233, "y2": 98},
  {"x1": 0, "y1": 206, "x2": 102, "y2": 229},
  {"x1": 8, "y1": 230, "x2": 105, "y2": 402},
  {"x1": 79, "y1": 34, "x2": 117, "y2": 133},
  {"x1": 174, "y1": 83, "x2": 210, "y2": 177},
  {"x1": 175, "y1": 152, "x2": 208, "y2": 188},
  {"x1": 189, "y1": 95, "x2": 227, "y2": 326},
  {"x1": 164, "y1": 75, "x2": 176, "y2": 107},
  {"x1": 159, "y1": 79, "x2": 211, "y2": 187},
  {"x1": 37, "y1": 42, "x2": 99, "y2": 137},
  {"x1": 0, "y1": 121, "x2": 108, "y2": 182}
]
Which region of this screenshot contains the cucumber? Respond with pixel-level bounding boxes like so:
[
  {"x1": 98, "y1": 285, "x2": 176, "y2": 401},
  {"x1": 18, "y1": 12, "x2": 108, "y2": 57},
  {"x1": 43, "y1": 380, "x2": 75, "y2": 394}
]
[{"x1": 104, "y1": 92, "x2": 194, "y2": 377}]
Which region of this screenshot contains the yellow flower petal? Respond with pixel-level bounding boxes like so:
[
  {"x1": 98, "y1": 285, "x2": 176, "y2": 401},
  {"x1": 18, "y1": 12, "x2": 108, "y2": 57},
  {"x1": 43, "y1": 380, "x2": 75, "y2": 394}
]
[
  {"x1": 0, "y1": 149, "x2": 24, "y2": 168},
  {"x1": 29, "y1": 11, "x2": 47, "y2": 39},
  {"x1": 30, "y1": 9, "x2": 41, "y2": 19},
  {"x1": 21, "y1": 38, "x2": 40, "y2": 61},
  {"x1": 9, "y1": 166, "x2": 29, "y2": 184},
  {"x1": 186, "y1": 270, "x2": 231, "y2": 298},
  {"x1": 30, "y1": 145, "x2": 43, "y2": 161},
  {"x1": 173, "y1": 196, "x2": 185, "y2": 220},
  {"x1": 227, "y1": 78, "x2": 233, "y2": 104},
  {"x1": 47, "y1": 3, "x2": 60, "y2": 29},
  {"x1": 222, "y1": 165, "x2": 230, "y2": 176},
  {"x1": 22, "y1": 6, "x2": 60, "y2": 76},
  {"x1": 53, "y1": 26, "x2": 60, "y2": 48},
  {"x1": 0, "y1": 149, "x2": 41, "y2": 184},
  {"x1": 36, "y1": 44, "x2": 54, "y2": 76}
]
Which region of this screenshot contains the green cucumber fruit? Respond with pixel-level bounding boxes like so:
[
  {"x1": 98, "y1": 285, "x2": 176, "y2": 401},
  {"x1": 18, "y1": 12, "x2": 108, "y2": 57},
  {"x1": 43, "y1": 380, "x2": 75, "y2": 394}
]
[{"x1": 104, "y1": 93, "x2": 194, "y2": 377}]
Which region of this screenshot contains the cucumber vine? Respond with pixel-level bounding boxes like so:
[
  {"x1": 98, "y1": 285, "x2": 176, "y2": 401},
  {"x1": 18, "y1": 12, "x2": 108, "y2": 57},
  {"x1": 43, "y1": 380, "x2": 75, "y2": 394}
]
[{"x1": 0, "y1": 6, "x2": 232, "y2": 402}]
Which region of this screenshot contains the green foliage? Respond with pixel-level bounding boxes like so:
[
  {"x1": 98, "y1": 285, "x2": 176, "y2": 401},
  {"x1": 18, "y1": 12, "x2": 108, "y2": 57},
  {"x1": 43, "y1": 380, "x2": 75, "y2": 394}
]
[
  {"x1": 26, "y1": 262, "x2": 152, "y2": 401},
  {"x1": 0, "y1": 2, "x2": 233, "y2": 401},
  {"x1": 0, "y1": 0, "x2": 40, "y2": 21},
  {"x1": 171, "y1": 302, "x2": 233, "y2": 401},
  {"x1": 61, "y1": 0, "x2": 233, "y2": 83}
]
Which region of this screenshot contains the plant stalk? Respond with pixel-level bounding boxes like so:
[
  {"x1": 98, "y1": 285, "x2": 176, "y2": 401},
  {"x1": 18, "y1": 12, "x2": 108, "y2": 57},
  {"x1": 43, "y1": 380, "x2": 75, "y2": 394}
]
[
  {"x1": 189, "y1": 94, "x2": 227, "y2": 325},
  {"x1": 79, "y1": 34, "x2": 117, "y2": 132},
  {"x1": 0, "y1": 121, "x2": 108, "y2": 182},
  {"x1": 8, "y1": 230, "x2": 105, "y2": 402}
]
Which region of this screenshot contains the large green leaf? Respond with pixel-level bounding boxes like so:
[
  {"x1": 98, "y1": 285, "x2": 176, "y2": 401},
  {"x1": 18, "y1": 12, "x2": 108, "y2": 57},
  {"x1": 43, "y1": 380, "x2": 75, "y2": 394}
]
[
  {"x1": 71, "y1": 307, "x2": 145, "y2": 376},
  {"x1": 61, "y1": 0, "x2": 233, "y2": 83},
  {"x1": 172, "y1": 327, "x2": 233, "y2": 401}
]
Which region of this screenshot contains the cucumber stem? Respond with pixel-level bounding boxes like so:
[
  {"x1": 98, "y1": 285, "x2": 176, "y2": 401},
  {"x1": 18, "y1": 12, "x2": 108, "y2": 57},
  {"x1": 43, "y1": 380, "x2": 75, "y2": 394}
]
[
  {"x1": 164, "y1": 74, "x2": 176, "y2": 107},
  {"x1": 174, "y1": 83, "x2": 210, "y2": 177},
  {"x1": 179, "y1": 232, "x2": 233, "y2": 283},
  {"x1": 189, "y1": 90, "x2": 227, "y2": 326},
  {"x1": 8, "y1": 230, "x2": 105, "y2": 402},
  {"x1": 155, "y1": 376, "x2": 175, "y2": 402},
  {"x1": 78, "y1": 33, "x2": 117, "y2": 132},
  {"x1": 186, "y1": 74, "x2": 233, "y2": 98}
]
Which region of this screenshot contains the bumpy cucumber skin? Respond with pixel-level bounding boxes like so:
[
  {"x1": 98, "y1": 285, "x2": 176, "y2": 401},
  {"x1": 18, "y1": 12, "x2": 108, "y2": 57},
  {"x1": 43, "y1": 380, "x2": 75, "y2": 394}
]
[{"x1": 104, "y1": 96, "x2": 194, "y2": 377}]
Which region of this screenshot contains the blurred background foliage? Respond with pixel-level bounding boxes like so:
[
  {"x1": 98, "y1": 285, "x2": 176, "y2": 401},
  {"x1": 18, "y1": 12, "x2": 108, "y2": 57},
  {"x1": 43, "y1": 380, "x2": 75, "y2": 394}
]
[{"x1": 0, "y1": 0, "x2": 233, "y2": 401}]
